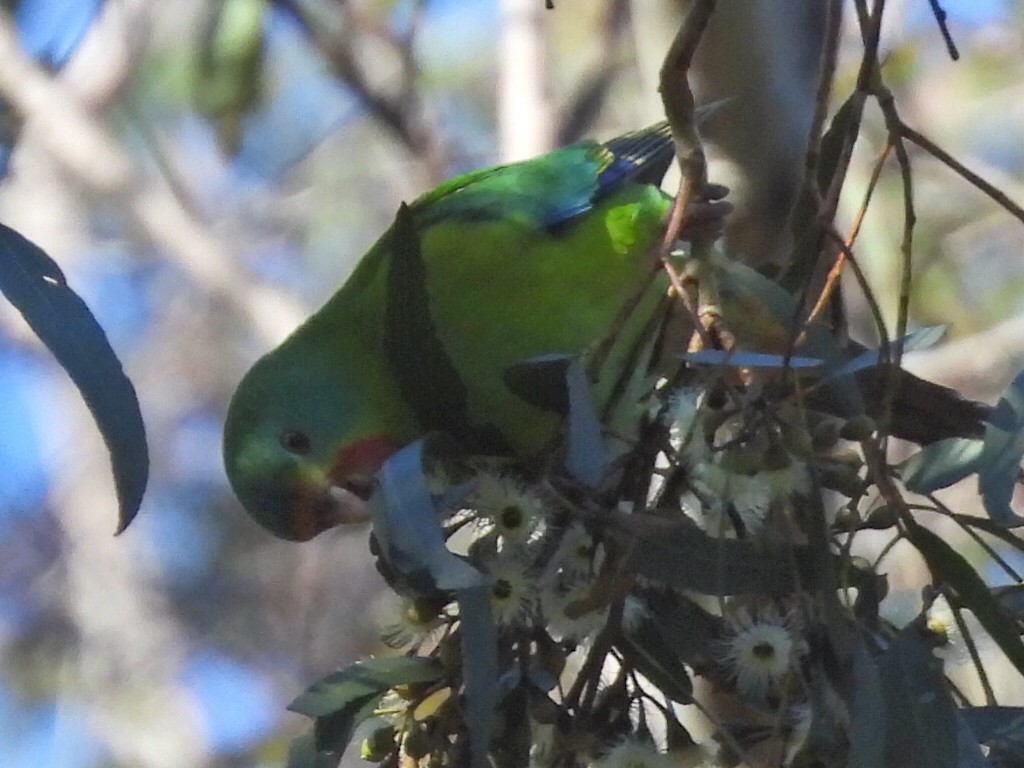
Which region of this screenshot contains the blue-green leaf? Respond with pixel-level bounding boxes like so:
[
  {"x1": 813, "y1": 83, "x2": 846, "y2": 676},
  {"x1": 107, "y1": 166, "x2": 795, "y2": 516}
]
[
  {"x1": 565, "y1": 359, "x2": 607, "y2": 487},
  {"x1": 954, "y1": 712, "x2": 988, "y2": 768},
  {"x1": 879, "y1": 624, "x2": 957, "y2": 768},
  {"x1": 372, "y1": 441, "x2": 485, "y2": 591},
  {"x1": 902, "y1": 438, "x2": 984, "y2": 494},
  {"x1": 621, "y1": 520, "x2": 792, "y2": 596},
  {"x1": 845, "y1": 641, "x2": 886, "y2": 768},
  {"x1": 976, "y1": 369, "x2": 1024, "y2": 527},
  {"x1": 458, "y1": 586, "x2": 497, "y2": 768},
  {"x1": 286, "y1": 733, "x2": 332, "y2": 768},
  {"x1": 829, "y1": 325, "x2": 947, "y2": 379},
  {"x1": 618, "y1": 618, "x2": 693, "y2": 704},
  {"x1": 902, "y1": 515, "x2": 1024, "y2": 677},
  {"x1": 313, "y1": 694, "x2": 385, "y2": 760},
  {"x1": 682, "y1": 349, "x2": 822, "y2": 368},
  {"x1": 371, "y1": 443, "x2": 497, "y2": 768},
  {"x1": 960, "y1": 706, "x2": 1024, "y2": 744},
  {"x1": 288, "y1": 656, "x2": 444, "y2": 717},
  {"x1": 0, "y1": 224, "x2": 147, "y2": 532}
]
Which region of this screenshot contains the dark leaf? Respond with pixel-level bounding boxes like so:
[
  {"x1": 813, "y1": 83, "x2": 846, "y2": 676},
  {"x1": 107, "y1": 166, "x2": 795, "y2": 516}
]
[
  {"x1": 992, "y1": 584, "x2": 1024, "y2": 617},
  {"x1": 783, "y1": 94, "x2": 861, "y2": 294},
  {"x1": 879, "y1": 624, "x2": 957, "y2": 768},
  {"x1": 503, "y1": 353, "x2": 572, "y2": 413},
  {"x1": 960, "y1": 706, "x2": 1024, "y2": 745},
  {"x1": 682, "y1": 349, "x2": 822, "y2": 369},
  {"x1": 828, "y1": 325, "x2": 946, "y2": 379},
  {"x1": 644, "y1": 591, "x2": 722, "y2": 668},
  {"x1": 289, "y1": 656, "x2": 444, "y2": 717},
  {"x1": 978, "y1": 422, "x2": 1024, "y2": 527},
  {"x1": 620, "y1": 520, "x2": 793, "y2": 596},
  {"x1": 955, "y1": 711, "x2": 989, "y2": 768},
  {"x1": 902, "y1": 515, "x2": 1024, "y2": 677},
  {"x1": 458, "y1": 586, "x2": 498, "y2": 768},
  {"x1": 286, "y1": 733, "x2": 335, "y2": 768},
  {"x1": 618, "y1": 618, "x2": 693, "y2": 703},
  {"x1": 845, "y1": 641, "x2": 886, "y2": 768},
  {"x1": 902, "y1": 438, "x2": 984, "y2": 494},
  {"x1": 492, "y1": 685, "x2": 531, "y2": 768},
  {"x1": 313, "y1": 693, "x2": 383, "y2": 757},
  {"x1": 973, "y1": 369, "x2": 1024, "y2": 526},
  {"x1": 0, "y1": 224, "x2": 148, "y2": 532}
]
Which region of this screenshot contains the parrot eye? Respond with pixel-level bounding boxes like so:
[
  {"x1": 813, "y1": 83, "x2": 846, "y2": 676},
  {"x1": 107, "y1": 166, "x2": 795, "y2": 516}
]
[{"x1": 279, "y1": 429, "x2": 312, "y2": 455}]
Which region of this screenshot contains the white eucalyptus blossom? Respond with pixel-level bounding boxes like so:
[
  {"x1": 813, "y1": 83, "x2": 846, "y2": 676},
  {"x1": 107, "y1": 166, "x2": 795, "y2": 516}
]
[{"x1": 718, "y1": 603, "x2": 807, "y2": 701}]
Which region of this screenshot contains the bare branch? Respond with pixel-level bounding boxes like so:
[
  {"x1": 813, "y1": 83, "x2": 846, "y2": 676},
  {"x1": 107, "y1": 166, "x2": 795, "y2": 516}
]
[
  {"x1": 926, "y1": 0, "x2": 960, "y2": 61},
  {"x1": 283, "y1": 0, "x2": 447, "y2": 183},
  {"x1": 0, "y1": 13, "x2": 306, "y2": 346},
  {"x1": 900, "y1": 123, "x2": 1024, "y2": 226}
]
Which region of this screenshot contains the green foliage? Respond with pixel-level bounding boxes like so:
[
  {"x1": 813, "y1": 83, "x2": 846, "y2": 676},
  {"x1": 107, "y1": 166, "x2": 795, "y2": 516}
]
[{"x1": 0, "y1": 224, "x2": 147, "y2": 532}]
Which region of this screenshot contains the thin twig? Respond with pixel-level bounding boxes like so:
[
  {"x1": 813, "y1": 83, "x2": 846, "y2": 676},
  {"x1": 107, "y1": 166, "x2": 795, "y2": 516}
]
[
  {"x1": 926, "y1": 0, "x2": 960, "y2": 60},
  {"x1": 875, "y1": 86, "x2": 916, "y2": 435},
  {"x1": 822, "y1": 229, "x2": 891, "y2": 359},
  {"x1": 806, "y1": 141, "x2": 892, "y2": 325},
  {"x1": 939, "y1": 593, "x2": 998, "y2": 706},
  {"x1": 900, "y1": 123, "x2": 1024, "y2": 226},
  {"x1": 284, "y1": 0, "x2": 447, "y2": 183}
]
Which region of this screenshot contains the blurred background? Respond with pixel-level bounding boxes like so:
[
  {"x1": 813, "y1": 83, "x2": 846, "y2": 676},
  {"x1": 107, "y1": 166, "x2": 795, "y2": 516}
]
[{"x1": 0, "y1": 0, "x2": 1019, "y2": 765}]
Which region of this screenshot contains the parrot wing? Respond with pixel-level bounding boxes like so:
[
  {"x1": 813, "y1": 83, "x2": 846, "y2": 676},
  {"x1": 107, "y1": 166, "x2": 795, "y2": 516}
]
[{"x1": 413, "y1": 122, "x2": 674, "y2": 229}]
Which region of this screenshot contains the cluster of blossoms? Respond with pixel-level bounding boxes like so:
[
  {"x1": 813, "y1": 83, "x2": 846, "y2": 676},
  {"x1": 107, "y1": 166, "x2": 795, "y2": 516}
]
[
  {"x1": 365, "y1": 396, "x2": 827, "y2": 767},
  {"x1": 662, "y1": 385, "x2": 813, "y2": 538},
  {"x1": 360, "y1": 370, "x2": 971, "y2": 768},
  {"x1": 383, "y1": 467, "x2": 631, "y2": 644}
]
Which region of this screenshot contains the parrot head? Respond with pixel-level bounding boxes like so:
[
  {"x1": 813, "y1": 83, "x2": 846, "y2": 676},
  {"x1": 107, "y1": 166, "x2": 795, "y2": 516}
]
[{"x1": 222, "y1": 353, "x2": 398, "y2": 541}]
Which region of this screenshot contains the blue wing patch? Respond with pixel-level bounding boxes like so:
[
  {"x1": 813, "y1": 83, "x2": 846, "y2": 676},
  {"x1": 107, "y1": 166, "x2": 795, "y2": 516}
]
[{"x1": 412, "y1": 122, "x2": 674, "y2": 231}]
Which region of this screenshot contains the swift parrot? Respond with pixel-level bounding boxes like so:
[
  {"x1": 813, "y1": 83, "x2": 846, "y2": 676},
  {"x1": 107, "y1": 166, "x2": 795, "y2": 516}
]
[
  {"x1": 223, "y1": 122, "x2": 707, "y2": 541},
  {"x1": 222, "y1": 122, "x2": 989, "y2": 541}
]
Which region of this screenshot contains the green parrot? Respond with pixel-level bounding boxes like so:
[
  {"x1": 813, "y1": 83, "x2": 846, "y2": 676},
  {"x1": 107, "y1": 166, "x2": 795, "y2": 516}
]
[
  {"x1": 223, "y1": 120, "x2": 992, "y2": 541},
  {"x1": 223, "y1": 123, "x2": 687, "y2": 541}
]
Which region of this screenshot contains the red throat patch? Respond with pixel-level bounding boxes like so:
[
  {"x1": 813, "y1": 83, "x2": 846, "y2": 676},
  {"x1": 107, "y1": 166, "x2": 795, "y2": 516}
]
[
  {"x1": 288, "y1": 436, "x2": 396, "y2": 541},
  {"x1": 329, "y1": 435, "x2": 396, "y2": 483}
]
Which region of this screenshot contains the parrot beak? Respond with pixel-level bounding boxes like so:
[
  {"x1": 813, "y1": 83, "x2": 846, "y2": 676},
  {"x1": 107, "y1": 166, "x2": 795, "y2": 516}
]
[
  {"x1": 287, "y1": 478, "x2": 371, "y2": 541},
  {"x1": 286, "y1": 436, "x2": 394, "y2": 541}
]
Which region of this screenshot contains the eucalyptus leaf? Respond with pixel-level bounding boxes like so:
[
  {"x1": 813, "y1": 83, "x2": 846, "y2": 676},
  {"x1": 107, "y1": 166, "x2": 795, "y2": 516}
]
[
  {"x1": 372, "y1": 441, "x2": 486, "y2": 591},
  {"x1": 286, "y1": 733, "x2": 325, "y2": 768},
  {"x1": 620, "y1": 520, "x2": 793, "y2": 596},
  {"x1": 458, "y1": 585, "x2": 498, "y2": 768},
  {"x1": 971, "y1": 367, "x2": 1024, "y2": 526},
  {"x1": 783, "y1": 94, "x2": 861, "y2": 294},
  {"x1": 313, "y1": 693, "x2": 384, "y2": 759},
  {"x1": 845, "y1": 641, "x2": 886, "y2": 768},
  {"x1": 682, "y1": 349, "x2": 822, "y2": 369},
  {"x1": 954, "y1": 711, "x2": 988, "y2": 768},
  {"x1": 503, "y1": 353, "x2": 572, "y2": 413},
  {"x1": 643, "y1": 591, "x2": 722, "y2": 668},
  {"x1": 385, "y1": 204, "x2": 510, "y2": 454},
  {"x1": 828, "y1": 325, "x2": 947, "y2": 380},
  {"x1": 618, "y1": 618, "x2": 693, "y2": 703},
  {"x1": 564, "y1": 358, "x2": 607, "y2": 487},
  {"x1": 978, "y1": 420, "x2": 1024, "y2": 527},
  {"x1": 902, "y1": 515, "x2": 1024, "y2": 677},
  {"x1": 288, "y1": 656, "x2": 444, "y2": 717},
  {"x1": 901, "y1": 438, "x2": 984, "y2": 494},
  {"x1": 0, "y1": 224, "x2": 148, "y2": 532},
  {"x1": 879, "y1": 624, "x2": 957, "y2": 768},
  {"x1": 960, "y1": 706, "x2": 1024, "y2": 745}
]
